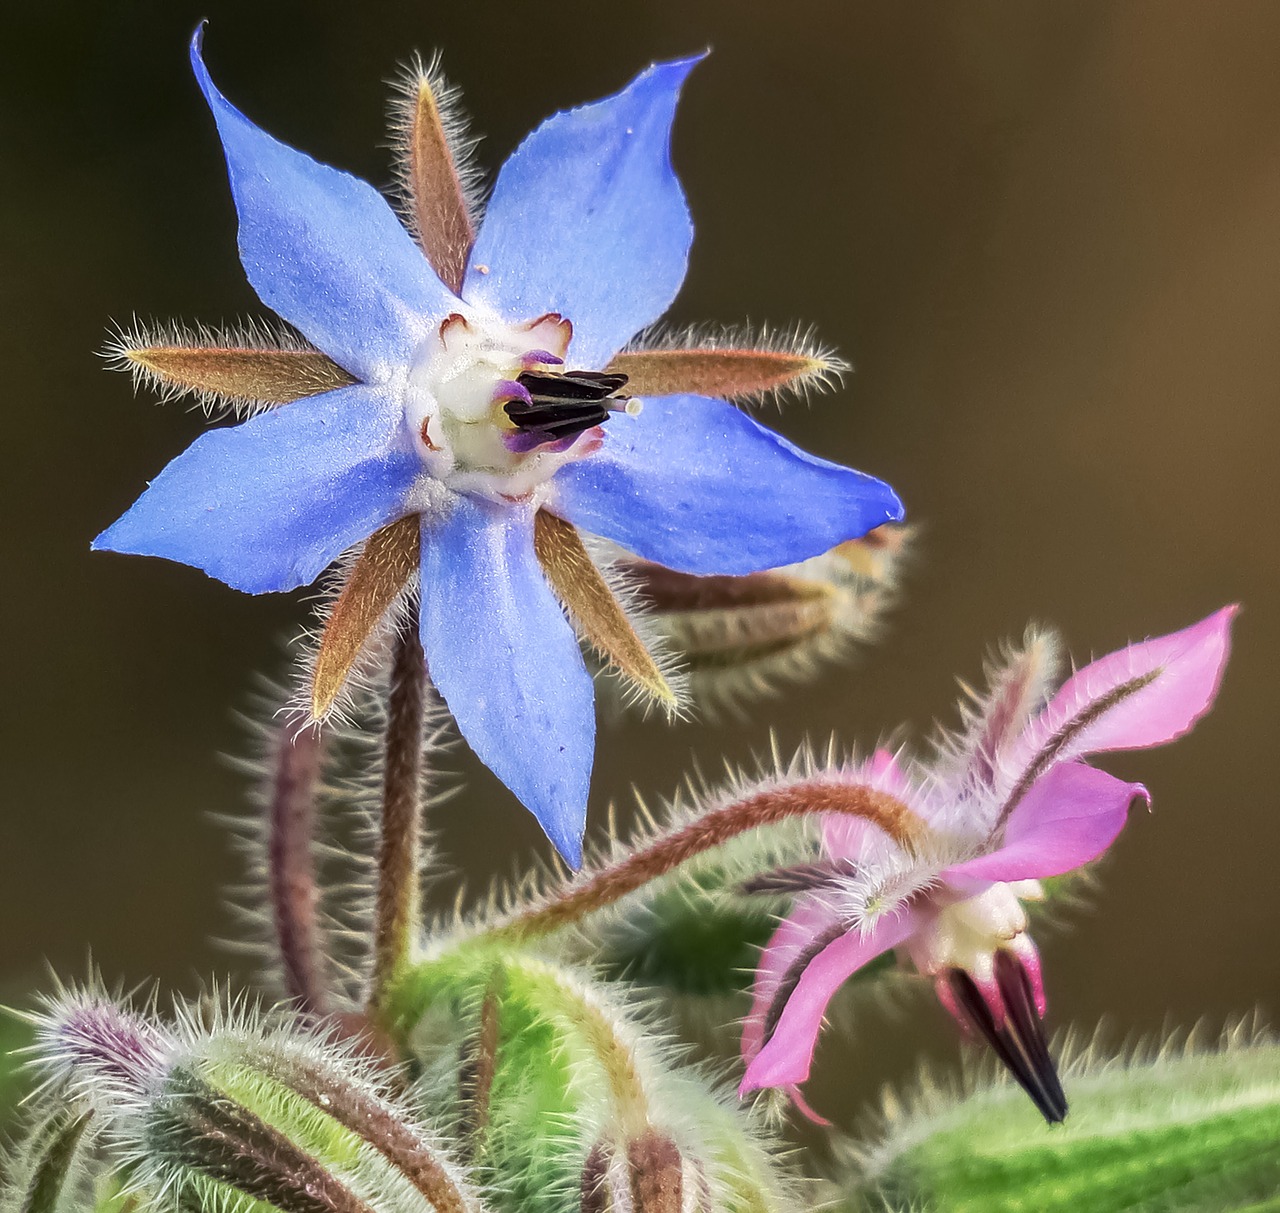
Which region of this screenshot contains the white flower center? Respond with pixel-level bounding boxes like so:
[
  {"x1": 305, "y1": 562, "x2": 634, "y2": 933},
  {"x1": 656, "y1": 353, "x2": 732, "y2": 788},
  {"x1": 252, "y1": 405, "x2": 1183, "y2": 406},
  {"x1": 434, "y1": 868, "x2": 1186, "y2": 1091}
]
[
  {"x1": 907, "y1": 880, "x2": 1043, "y2": 984},
  {"x1": 401, "y1": 310, "x2": 622, "y2": 501}
]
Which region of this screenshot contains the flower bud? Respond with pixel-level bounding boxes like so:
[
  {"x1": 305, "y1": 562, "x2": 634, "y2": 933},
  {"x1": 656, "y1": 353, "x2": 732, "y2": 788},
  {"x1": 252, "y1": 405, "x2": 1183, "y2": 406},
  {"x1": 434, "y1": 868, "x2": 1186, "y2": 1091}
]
[
  {"x1": 33, "y1": 993, "x2": 483, "y2": 1213},
  {"x1": 392, "y1": 952, "x2": 791, "y2": 1213},
  {"x1": 610, "y1": 526, "x2": 908, "y2": 714},
  {"x1": 840, "y1": 1018, "x2": 1280, "y2": 1212}
]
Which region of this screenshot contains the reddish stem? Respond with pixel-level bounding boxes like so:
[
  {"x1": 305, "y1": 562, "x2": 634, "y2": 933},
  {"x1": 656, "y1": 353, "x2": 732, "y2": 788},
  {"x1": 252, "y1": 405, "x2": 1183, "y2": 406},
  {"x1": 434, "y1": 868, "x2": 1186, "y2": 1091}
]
[
  {"x1": 492, "y1": 781, "x2": 927, "y2": 943},
  {"x1": 368, "y1": 603, "x2": 427, "y2": 1020},
  {"x1": 267, "y1": 716, "x2": 327, "y2": 1013}
]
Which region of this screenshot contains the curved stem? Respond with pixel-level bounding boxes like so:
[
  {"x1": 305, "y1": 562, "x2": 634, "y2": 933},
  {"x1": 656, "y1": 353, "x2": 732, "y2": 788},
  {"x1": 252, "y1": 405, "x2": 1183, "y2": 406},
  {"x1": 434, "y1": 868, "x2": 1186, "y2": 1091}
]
[
  {"x1": 368, "y1": 603, "x2": 428, "y2": 1022},
  {"x1": 267, "y1": 715, "x2": 327, "y2": 1013},
  {"x1": 490, "y1": 781, "x2": 928, "y2": 944}
]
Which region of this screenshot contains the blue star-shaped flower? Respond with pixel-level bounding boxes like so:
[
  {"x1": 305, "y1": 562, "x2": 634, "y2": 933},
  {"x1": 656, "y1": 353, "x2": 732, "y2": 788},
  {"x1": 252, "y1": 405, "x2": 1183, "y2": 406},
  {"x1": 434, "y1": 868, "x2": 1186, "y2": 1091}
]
[{"x1": 95, "y1": 29, "x2": 904, "y2": 865}]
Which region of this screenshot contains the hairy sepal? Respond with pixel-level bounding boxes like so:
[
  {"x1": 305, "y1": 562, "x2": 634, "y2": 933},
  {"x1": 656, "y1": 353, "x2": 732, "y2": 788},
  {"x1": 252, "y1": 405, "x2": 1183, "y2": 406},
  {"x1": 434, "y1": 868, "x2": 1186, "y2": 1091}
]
[
  {"x1": 534, "y1": 513, "x2": 683, "y2": 716},
  {"x1": 0, "y1": 1107, "x2": 95, "y2": 1213},
  {"x1": 105, "y1": 319, "x2": 356, "y2": 419},
  {"x1": 607, "y1": 324, "x2": 848, "y2": 408},
  {"x1": 387, "y1": 952, "x2": 798, "y2": 1213},
  {"x1": 931, "y1": 627, "x2": 1063, "y2": 795},
  {"x1": 388, "y1": 54, "x2": 484, "y2": 293},
  {"x1": 311, "y1": 516, "x2": 422, "y2": 720}
]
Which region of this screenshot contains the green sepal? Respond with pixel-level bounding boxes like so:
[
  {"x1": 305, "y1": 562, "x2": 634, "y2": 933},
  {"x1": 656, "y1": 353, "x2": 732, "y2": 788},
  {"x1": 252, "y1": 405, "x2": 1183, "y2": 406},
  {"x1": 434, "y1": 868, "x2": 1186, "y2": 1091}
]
[
  {"x1": 388, "y1": 947, "x2": 792, "y2": 1213},
  {"x1": 3, "y1": 1108, "x2": 93, "y2": 1213}
]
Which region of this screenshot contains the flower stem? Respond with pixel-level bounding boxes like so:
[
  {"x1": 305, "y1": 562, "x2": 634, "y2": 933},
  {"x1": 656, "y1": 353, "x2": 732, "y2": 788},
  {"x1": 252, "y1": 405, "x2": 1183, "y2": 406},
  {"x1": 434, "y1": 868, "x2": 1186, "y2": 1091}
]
[
  {"x1": 368, "y1": 603, "x2": 427, "y2": 1023},
  {"x1": 490, "y1": 781, "x2": 927, "y2": 944},
  {"x1": 267, "y1": 714, "x2": 327, "y2": 1013}
]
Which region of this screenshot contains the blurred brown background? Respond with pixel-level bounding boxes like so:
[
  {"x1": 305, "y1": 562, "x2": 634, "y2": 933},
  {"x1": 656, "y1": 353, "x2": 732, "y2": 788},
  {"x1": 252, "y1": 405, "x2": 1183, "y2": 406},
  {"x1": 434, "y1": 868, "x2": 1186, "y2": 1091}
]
[{"x1": 1, "y1": 0, "x2": 1277, "y2": 1123}]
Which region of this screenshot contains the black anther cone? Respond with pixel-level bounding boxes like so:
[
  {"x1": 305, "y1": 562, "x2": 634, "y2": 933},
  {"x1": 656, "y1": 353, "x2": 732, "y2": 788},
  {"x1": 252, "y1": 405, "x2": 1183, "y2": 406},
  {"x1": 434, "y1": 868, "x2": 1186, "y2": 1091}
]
[{"x1": 947, "y1": 954, "x2": 1068, "y2": 1124}]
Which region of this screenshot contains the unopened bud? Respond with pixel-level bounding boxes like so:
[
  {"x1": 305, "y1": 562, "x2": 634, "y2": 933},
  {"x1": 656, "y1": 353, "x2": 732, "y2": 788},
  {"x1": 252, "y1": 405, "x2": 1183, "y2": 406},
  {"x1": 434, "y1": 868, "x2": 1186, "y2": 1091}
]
[
  {"x1": 394, "y1": 953, "x2": 786, "y2": 1213},
  {"x1": 34, "y1": 994, "x2": 483, "y2": 1213},
  {"x1": 613, "y1": 526, "x2": 909, "y2": 713},
  {"x1": 841, "y1": 1018, "x2": 1280, "y2": 1213}
]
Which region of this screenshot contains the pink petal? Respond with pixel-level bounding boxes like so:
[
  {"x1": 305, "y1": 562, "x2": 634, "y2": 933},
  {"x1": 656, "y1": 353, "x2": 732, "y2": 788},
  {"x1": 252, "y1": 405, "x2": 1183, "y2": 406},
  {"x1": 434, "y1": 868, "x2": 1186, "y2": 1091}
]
[
  {"x1": 945, "y1": 763, "x2": 1148, "y2": 885},
  {"x1": 741, "y1": 898, "x2": 843, "y2": 1068},
  {"x1": 740, "y1": 908, "x2": 919, "y2": 1093},
  {"x1": 1007, "y1": 607, "x2": 1236, "y2": 778}
]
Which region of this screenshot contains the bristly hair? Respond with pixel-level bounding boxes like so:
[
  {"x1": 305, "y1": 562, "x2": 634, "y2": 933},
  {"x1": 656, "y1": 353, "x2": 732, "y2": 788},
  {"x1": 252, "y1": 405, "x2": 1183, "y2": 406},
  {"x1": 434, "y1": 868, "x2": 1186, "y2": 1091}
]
[
  {"x1": 218, "y1": 637, "x2": 459, "y2": 1011},
  {"x1": 837, "y1": 1013, "x2": 1277, "y2": 1209},
  {"x1": 595, "y1": 528, "x2": 911, "y2": 723},
  {"x1": 404, "y1": 950, "x2": 808, "y2": 1213},
  {"x1": 0, "y1": 1102, "x2": 98, "y2": 1213},
  {"x1": 928, "y1": 624, "x2": 1063, "y2": 796},
  {"x1": 577, "y1": 535, "x2": 692, "y2": 723},
  {"x1": 22, "y1": 985, "x2": 481, "y2": 1213},
  {"x1": 102, "y1": 317, "x2": 326, "y2": 421},
  {"x1": 425, "y1": 735, "x2": 849, "y2": 956},
  {"x1": 617, "y1": 321, "x2": 851, "y2": 409},
  {"x1": 386, "y1": 53, "x2": 487, "y2": 249}
]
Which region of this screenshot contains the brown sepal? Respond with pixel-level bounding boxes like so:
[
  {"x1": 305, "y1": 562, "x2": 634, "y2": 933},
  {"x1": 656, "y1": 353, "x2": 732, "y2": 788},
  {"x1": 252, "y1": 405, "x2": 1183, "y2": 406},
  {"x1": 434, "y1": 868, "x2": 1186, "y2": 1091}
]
[
  {"x1": 606, "y1": 346, "x2": 835, "y2": 402},
  {"x1": 532, "y1": 510, "x2": 676, "y2": 708},
  {"x1": 128, "y1": 345, "x2": 355, "y2": 405},
  {"x1": 311, "y1": 516, "x2": 421, "y2": 719},
  {"x1": 402, "y1": 71, "x2": 476, "y2": 293},
  {"x1": 627, "y1": 1132, "x2": 685, "y2": 1213}
]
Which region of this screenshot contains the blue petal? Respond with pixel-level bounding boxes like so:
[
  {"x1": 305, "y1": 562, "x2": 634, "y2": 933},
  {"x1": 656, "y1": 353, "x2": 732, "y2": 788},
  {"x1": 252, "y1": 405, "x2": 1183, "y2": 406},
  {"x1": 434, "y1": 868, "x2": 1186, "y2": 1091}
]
[
  {"x1": 93, "y1": 385, "x2": 419, "y2": 594},
  {"x1": 462, "y1": 57, "x2": 702, "y2": 371},
  {"x1": 551, "y1": 394, "x2": 904, "y2": 574},
  {"x1": 419, "y1": 498, "x2": 593, "y2": 865},
  {"x1": 190, "y1": 27, "x2": 456, "y2": 380}
]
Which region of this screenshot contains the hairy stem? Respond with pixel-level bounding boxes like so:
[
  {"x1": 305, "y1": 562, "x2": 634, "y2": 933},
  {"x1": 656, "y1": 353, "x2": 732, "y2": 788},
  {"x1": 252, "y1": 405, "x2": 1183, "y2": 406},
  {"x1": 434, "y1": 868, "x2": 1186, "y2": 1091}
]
[
  {"x1": 491, "y1": 781, "x2": 928, "y2": 943},
  {"x1": 268, "y1": 716, "x2": 327, "y2": 1013},
  {"x1": 368, "y1": 605, "x2": 428, "y2": 1022}
]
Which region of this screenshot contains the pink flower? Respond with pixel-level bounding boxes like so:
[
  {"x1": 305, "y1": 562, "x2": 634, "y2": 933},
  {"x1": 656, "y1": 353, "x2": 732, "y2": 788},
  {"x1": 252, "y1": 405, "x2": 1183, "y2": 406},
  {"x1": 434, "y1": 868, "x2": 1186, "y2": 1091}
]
[{"x1": 739, "y1": 608, "x2": 1236, "y2": 1122}]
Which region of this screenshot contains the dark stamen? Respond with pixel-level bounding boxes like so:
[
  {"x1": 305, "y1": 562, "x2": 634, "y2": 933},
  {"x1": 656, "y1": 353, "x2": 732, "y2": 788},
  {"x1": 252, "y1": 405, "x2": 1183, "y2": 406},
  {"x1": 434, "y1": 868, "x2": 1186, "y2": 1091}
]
[
  {"x1": 947, "y1": 958, "x2": 1068, "y2": 1124},
  {"x1": 506, "y1": 370, "x2": 631, "y2": 447},
  {"x1": 519, "y1": 370, "x2": 630, "y2": 399}
]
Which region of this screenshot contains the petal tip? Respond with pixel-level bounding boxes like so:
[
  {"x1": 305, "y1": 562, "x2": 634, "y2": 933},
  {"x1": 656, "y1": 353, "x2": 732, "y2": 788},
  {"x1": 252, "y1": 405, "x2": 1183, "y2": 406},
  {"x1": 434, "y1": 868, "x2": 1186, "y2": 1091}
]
[
  {"x1": 881, "y1": 483, "x2": 906, "y2": 524},
  {"x1": 645, "y1": 51, "x2": 706, "y2": 87},
  {"x1": 1208, "y1": 602, "x2": 1241, "y2": 637},
  {"x1": 91, "y1": 516, "x2": 131, "y2": 555},
  {"x1": 551, "y1": 828, "x2": 584, "y2": 872},
  {"x1": 189, "y1": 21, "x2": 211, "y2": 80}
]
